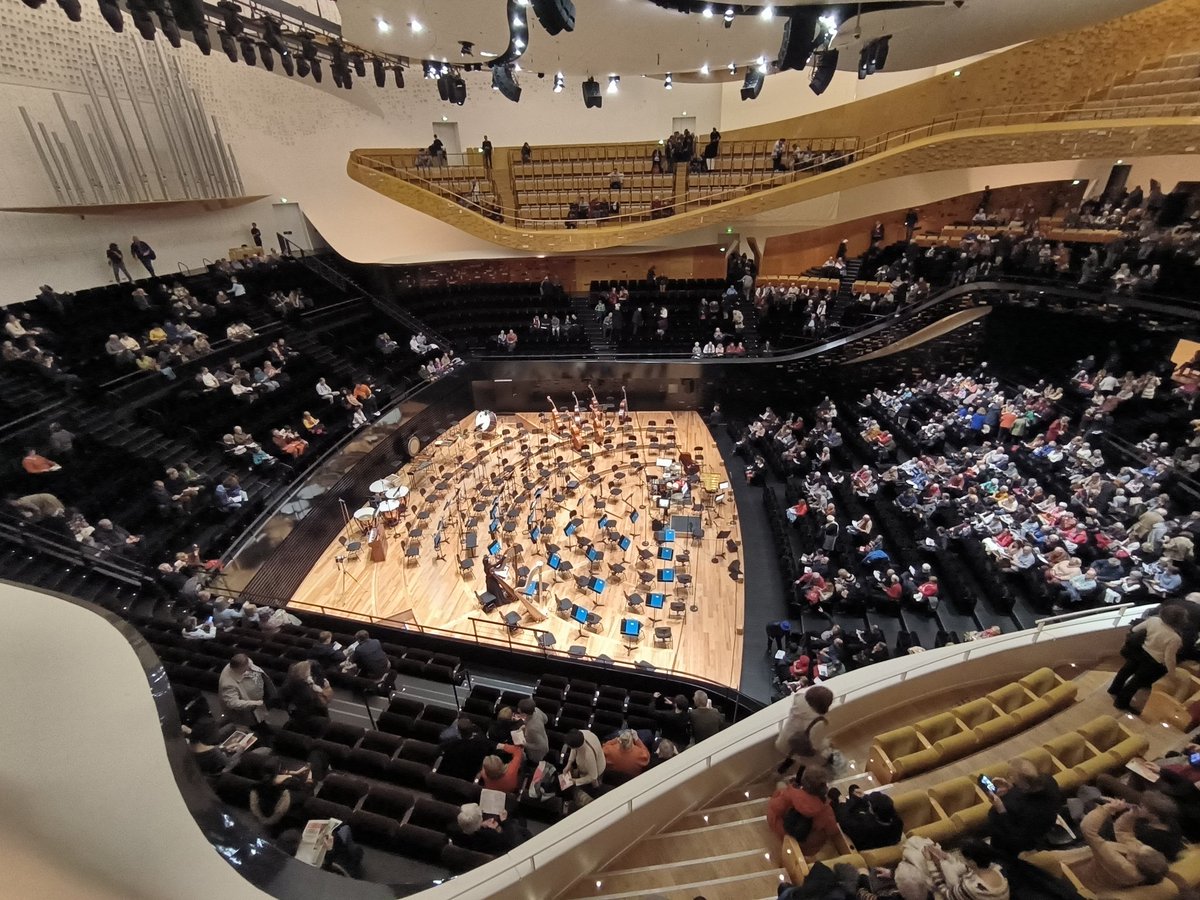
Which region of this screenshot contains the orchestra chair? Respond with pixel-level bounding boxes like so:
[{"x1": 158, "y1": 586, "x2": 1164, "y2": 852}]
[
  {"x1": 338, "y1": 535, "x2": 362, "y2": 560},
  {"x1": 654, "y1": 626, "x2": 673, "y2": 647}
]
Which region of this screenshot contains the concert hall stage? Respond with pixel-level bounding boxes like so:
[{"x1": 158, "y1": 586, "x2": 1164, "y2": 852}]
[{"x1": 287, "y1": 410, "x2": 746, "y2": 688}]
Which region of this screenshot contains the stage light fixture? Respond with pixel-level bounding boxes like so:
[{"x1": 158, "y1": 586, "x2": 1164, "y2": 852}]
[
  {"x1": 218, "y1": 28, "x2": 237, "y2": 61},
  {"x1": 409, "y1": 19, "x2": 423, "y2": 33},
  {"x1": 295, "y1": 54, "x2": 309, "y2": 77},
  {"x1": 373, "y1": 56, "x2": 385, "y2": 87},
  {"x1": 553, "y1": 71, "x2": 564, "y2": 92},
  {"x1": 760, "y1": 5, "x2": 773, "y2": 20},
  {"x1": 393, "y1": 66, "x2": 405, "y2": 88},
  {"x1": 128, "y1": 0, "x2": 157, "y2": 40},
  {"x1": 607, "y1": 74, "x2": 619, "y2": 94},
  {"x1": 298, "y1": 31, "x2": 318, "y2": 60},
  {"x1": 238, "y1": 35, "x2": 256, "y2": 66},
  {"x1": 702, "y1": 4, "x2": 713, "y2": 17},
  {"x1": 217, "y1": 0, "x2": 242, "y2": 36},
  {"x1": 376, "y1": 18, "x2": 390, "y2": 33},
  {"x1": 700, "y1": 63, "x2": 709, "y2": 75},
  {"x1": 530, "y1": 0, "x2": 575, "y2": 35},
  {"x1": 460, "y1": 41, "x2": 474, "y2": 55},
  {"x1": 261, "y1": 17, "x2": 286, "y2": 53},
  {"x1": 258, "y1": 41, "x2": 274, "y2": 71},
  {"x1": 351, "y1": 54, "x2": 366, "y2": 78},
  {"x1": 97, "y1": 0, "x2": 123, "y2": 31},
  {"x1": 723, "y1": 7, "x2": 734, "y2": 28},
  {"x1": 279, "y1": 49, "x2": 294, "y2": 75},
  {"x1": 310, "y1": 58, "x2": 322, "y2": 82},
  {"x1": 858, "y1": 36, "x2": 890, "y2": 79},
  {"x1": 158, "y1": 7, "x2": 182, "y2": 47},
  {"x1": 192, "y1": 24, "x2": 211, "y2": 54},
  {"x1": 21, "y1": 0, "x2": 45, "y2": 9},
  {"x1": 664, "y1": 73, "x2": 672, "y2": 89},
  {"x1": 728, "y1": 61, "x2": 736, "y2": 74},
  {"x1": 56, "y1": 0, "x2": 83, "y2": 21}
]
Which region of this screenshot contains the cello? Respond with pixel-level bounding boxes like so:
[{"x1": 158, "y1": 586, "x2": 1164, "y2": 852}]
[
  {"x1": 547, "y1": 395, "x2": 562, "y2": 433},
  {"x1": 588, "y1": 384, "x2": 604, "y2": 440},
  {"x1": 618, "y1": 385, "x2": 629, "y2": 426},
  {"x1": 569, "y1": 391, "x2": 585, "y2": 451}
]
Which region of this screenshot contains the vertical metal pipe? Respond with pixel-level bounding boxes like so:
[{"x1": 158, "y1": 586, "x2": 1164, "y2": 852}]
[
  {"x1": 82, "y1": 71, "x2": 134, "y2": 202},
  {"x1": 39, "y1": 122, "x2": 78, "y2": 204},
  {"x1": 147, "y1": 41, "x2": 193, "y2": 199},
  {"x1": 172, "y1": 61, "x2": 220, "y2": 197},
  {"x1": 91, "y1": 43, "x2": 150, "y2": 202},
  {"x1": 153, "y1": 52, "x2": 204, "y2": 199},
  {"x1": 84, "y1": 104, "x2": 122, "y2": 198},
  {"x1": 178, "y1": 63, "x2": 227, "y2": 196},
  {"x1": 227, "y1": 143, "x2": 245, "y2": 197},
  {"x1": 54, "y1": 94, "x2": 107, "y2": 204},
  {"x1": 161, "y1": 55, "x2": 211, "y2": 197},
  {"x1": 19, "y1": 107, "x2": 67, "y2": 204},
  {"x1": 208, "y1": 111, "x2": 237, "y2": 196},
  {"x1": 118, "y1": 48, "x2": 169, "y2": 200},
  {"x1": 53, "y1": 132, "x2": 88, "y2": 204}
]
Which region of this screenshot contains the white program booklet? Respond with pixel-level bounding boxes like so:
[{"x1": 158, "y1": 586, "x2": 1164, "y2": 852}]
[
  {"x1": 295, "y1": 818, "x2": 341, "y2": 866},
  {"x1": 480, "y1": 788, "x2": 507, "y2": 817}
]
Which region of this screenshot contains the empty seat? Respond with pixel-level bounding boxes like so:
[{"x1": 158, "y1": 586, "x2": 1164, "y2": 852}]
[
  {"x1": 410, "y1": 796, "x2": 463, "y2": 831},
  {"x1": 272, "y1": 729, "x2": 315, "y2": 760},
  {"x1": 344, "y1": 748, "x2": 393, "y2": 780},
  {"x1": 323, "y1": 721, "x2": 366, "y2": 747},
  {"x1": 318, "y1": 773, "x2": 369, "y2": 808},
  {"x1": 385, "y1": 758, "x2": 433, "y2": 790},
  {"x1": 426, "y1": 773, "x2": 482, "y2": 805},
  {"x1": 377, "y1": 712, "x2": 414, "y2": 736},
  {"x1": 213, "y1": 772, "x2": 256, "y2": 807},
  {"x1": 360, "y1": 730, "x2": 405, "y2": 757},
  {"x1": 361, "y1": 784, "x2": 415, "y2": 820},
  {"x1": 440, "y1": 843, "x2": 495, "y2": 873},
  {"x1": 399, "y1": 739, "x2": 441, "y2": 766},
  {"x1": 387, "y1": 696, "x2": 426, "y2": 719},
  {"x1": 346, "y1": 809, "x2": 401, "y2": 848},
  {"x1": 396, "y1": 822, "x2": 448, "y2": 856}
]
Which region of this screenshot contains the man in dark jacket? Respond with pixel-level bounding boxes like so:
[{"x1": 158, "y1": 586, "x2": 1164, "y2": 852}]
[
  {"x1": 986, "y1": 758, "x2": 1064, "y2": 854},
  {"x1": 688, "y1": 690, "x2": 725, "y2": 743},
  {"x1": 653, "y1": 693, "x2": 691, "y2": 746},
  {"x1": 439, "y1": 720, "x2": 499, "y2": 780},
  {"x1": 349, "y1": 629, "x2": 390, "y2": 677}
]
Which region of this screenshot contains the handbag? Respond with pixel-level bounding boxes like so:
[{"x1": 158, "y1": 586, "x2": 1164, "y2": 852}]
[{"x1": 1120, "y1": 627, "x2": 1148, "y2": 660}]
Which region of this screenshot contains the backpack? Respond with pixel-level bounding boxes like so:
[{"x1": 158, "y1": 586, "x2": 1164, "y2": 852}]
[{"x1": 787, "y1": 715, "x2": 827, "y2": 757}]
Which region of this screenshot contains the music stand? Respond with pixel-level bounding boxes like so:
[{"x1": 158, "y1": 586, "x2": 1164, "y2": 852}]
[
  {"x1": 588, "y1": 575, "x2": 606, "y2": 607},
  {"x1": 657, "y1": 546, "x2": 674, "y2": 562},
  {"x1": 646, "y1": 591, "x2": 665, "y2": 624},
  {"x1": 487, "y1": 539, "x2": 502, "y2": 556},
  {"x1": 620, "y1": 617, "x2": 643, "y2": 655},
  {"x1": 433, "y1": 532, "x2": 445, "y2": 561},
  {"x1": 570, "y1": 603, "x2": 589, "y2": 640},
  {"x1": 657, "y1": 568, "x2": 675, "y2": 584}
]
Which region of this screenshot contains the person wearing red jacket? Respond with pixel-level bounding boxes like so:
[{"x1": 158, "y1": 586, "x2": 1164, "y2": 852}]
[{"x1": 767, "y1": 767, "x2": 839, "y2": 845}]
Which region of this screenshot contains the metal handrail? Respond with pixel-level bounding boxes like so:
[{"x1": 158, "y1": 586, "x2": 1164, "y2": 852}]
[{"x1": 353, "y1": 99, "x2": 1200, "y2": 231}]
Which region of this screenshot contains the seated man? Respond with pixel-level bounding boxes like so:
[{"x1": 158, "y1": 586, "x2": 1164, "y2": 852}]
[
  {"x1": 375, "y1": 332, "x2": 398, "y2": 355},
  {"x1": 448, "y1": 803, "x2": 530, "y2": 854},
  {"x1": 348, "y1": 629, "x2": 390, "y2": 678}
]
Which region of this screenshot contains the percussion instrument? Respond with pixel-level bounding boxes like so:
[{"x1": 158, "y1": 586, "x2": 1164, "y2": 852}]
[
  {"x1": 385, "y1": 486, "x2": 410, "y2": 500},
  {"x1": 379, "y1": 499, "x2": 401, "y2": 526},
  {"x1": 353, "y1": 506, "x2": 376, "y2": 533},
  {"x1": 369, "y1": 479, "x2": 391, "y2": 494}
]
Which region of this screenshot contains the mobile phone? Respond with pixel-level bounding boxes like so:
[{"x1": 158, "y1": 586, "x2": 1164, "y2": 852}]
[
  {"x1": 1189, "y1": 752, "x2": 1200, "y2": 767},
  {"x1": 978, "y1": 774, "x2": 997, "y2": 793}
]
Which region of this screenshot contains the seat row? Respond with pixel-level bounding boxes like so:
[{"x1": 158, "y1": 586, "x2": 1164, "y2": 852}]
[
  {"x1": 869, "y1": 667, "x2": 1078, "y2": 783},
  {"x1": 789, "y1": 714, "x2": 1148, "y2": 882}
]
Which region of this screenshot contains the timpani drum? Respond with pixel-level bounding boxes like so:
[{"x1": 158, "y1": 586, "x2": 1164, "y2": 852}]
[
  {"x1": 379, "y1": 499, "x2": 401, "y2": 526},
  {"x1": 353, "y1": 506, "x2": 376, "y2": 533}
]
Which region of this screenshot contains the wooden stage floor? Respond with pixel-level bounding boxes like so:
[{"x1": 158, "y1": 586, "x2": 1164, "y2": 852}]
[{"x1": 287, "y1": 411, "x2": 746, "y2": 688}]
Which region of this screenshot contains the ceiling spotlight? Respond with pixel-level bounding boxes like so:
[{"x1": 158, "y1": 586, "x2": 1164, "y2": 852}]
[
  {"x1": 97, "y1": 0, "x2": 123, "y2": 32},
  {"x1": 217, "y1": 0, "x2": 242, "y2": 36},
  {"x1": 393, "y1": 66, "x2": 405, "y2": 88},
  {"x1": 373, "y1": 56, "x2": 385, "y2": 87},
  {"x1": 310, "y1": 58, "x2": 322, "y2": 82},
  {"x1": 512, "y1": 14, "x2": 523, "y2": 27},
  {"x1": 158, "y1": 7, "x2": 181, "y2": 47},
  {"x1": 128, "y1": 0, "x2": 157, "y2": 40},
  {"x1": 279, "y1": 50, "x2": 293, "y2": 75},
  {"x1": 760, "y1": 5, "x2": 773, "y2": 20},
  {"x1": 700, "y1": 63, "x2": 709, "y2": 75},
  {"x1": 258, "y1": 42, "x2": 274, "y2": 71},
  {"x1": 553, "y1": 71, "x2": 564, "y2": 92},
  {"x1": 818, "y1": 13, "x2": 839, "y2": 40},
  {"x1": 460, "y1": 41, "x2": 474, "y2": 55},
  {"x1": 192, "y1": 24, "x2": 211, "y2": 54},
  {"x1": 410, "y1": 19, "x2": 423, "y2": 33},
  {"x1": 218, "y1": 29, "x2": 237, "y2": 62},
  {"x1": 757, "y1": 55, "x2": 768, "y2": 73},
  {"x1": 238, "y1": 35, "x2": 256, "y2": 66},
  {"x1": 702, "y1": 4, "x2": 713, "y2": 17},
  {"x1": 728, "y1": 61, "x2": 736, "y2": 74},
  {"x1": 295, "y1": 54, "x2": 309, "y2": 77},
  {"x1": 514, "y1": 37, "x2": 525, "y2": 50},
  {"x1": 352, "y1": 53, "x2": 366, "y2": 78},
  {"x1": 21, "y1": 0, "x2": 46, "y2": 9},
  {"x1": 607, "y1": 74, "x2": 620, "y2": 94},
  {"x1": 376, "y1": 18, "x2": 391, "y2": 33},
  {"x1": 56, "y1": 0, "x2": 83, "y2": 22},
  {"x1": 664, "y1": 73, "x2": 672, "y2": 90},
  {"x1": 298, "y1": 31, "x2": 318, "y2": 60},
  {"x1": 261, "y1": 16, "x2": 286, "y2": 52},
  {"x1": 723, "y1": 7, "x2": 734, "y2": 28}
]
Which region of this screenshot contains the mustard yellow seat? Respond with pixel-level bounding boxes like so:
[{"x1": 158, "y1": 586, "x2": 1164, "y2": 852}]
[
  {"x1": 1045, "y1": 732, "x2": 1098, "y2": 793},
  {"x1": 1166, "y1": 845, "x2": 1200, "y2": 891},
  {"x1": 916, "y1": 711, "x2": 979, "y2": 761},
  {"x1": 869, "y1": 726, "x2": 938, "y2": 784},
  {"x1": 1141, "y1": 670, "x2": 1200, "y2": 731},
  {"x1": 915, "y1": 711, "x2": 965, "y2": 744},
  {"x1": 1078, "y1": 715, "x2": 1150, "y2": 766},
  {"x1": 1019, "y1": 667, "x2": 1079, "y2": 710},
  {"x1": 892, "y1": 789, "x2": 943, "y2": 832},
  {"x1": 928, "y1": 776, "x2": 989, "y2": 835},
  {"x1": 953, "y1": 697, "x2": 1004, "y2": 730},
  {"x1": 860, "y1": 845, "x2": 903, "y2": 868},
  {"x1": 974, "y1": 684, "x2": 1027, "y2": 743},
  {"x1": 1017, "y1": 746, "x2": 1060, "y2": 779}
]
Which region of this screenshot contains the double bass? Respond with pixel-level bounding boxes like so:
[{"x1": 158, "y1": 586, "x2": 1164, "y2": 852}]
[
  {"x1": 547, "y1": 395, "x2": 562, "y2": 433},
  {"x1": 618, "y1": 386, "x2": 629, "y2": 426},
  {"x1": 588, "y1": 384, "x2": 604, "y2": 441},
  {"x1": 569, "y1": 391, "x2": 585, "y2": 451}
]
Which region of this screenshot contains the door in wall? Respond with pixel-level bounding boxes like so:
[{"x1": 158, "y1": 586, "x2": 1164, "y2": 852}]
[
  {"x1": 672, "y1": 116, "x2": 697, "y2": 136},
  {"x1": 432, "y1": 121, "x2": 462, "y2": 158}
]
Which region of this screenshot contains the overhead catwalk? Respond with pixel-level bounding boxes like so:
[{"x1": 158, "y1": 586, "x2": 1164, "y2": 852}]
[{"x1": 287, "y1": 402, "x2": 746, "y2": 687}]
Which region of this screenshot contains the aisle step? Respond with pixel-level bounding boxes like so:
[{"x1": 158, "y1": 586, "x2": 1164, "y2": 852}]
[
  {"x1": 575, "y1": 848, "x2": 776, "y2": 896},
  {"x1": 670, "y1": 796, "x2": 769, "y2": 830},
  {"x1": 606, "y1": 816, "x2": 772, "y2": 869},
  {"x1": 585, "y1": 868, "x2": 787, "y2": 900}
]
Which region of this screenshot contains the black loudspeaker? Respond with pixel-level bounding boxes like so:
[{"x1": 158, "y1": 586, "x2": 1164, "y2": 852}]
[
  {"x1": 809, "y1": 49, "x2": 838, "y2": 94},
  {"x1": 449, "y1": 76, "x2": 467, "y2": 105},
  {"x1": 530, "y1": 0, "x2": 576, "y2": 35},
  {"x1": 740, "y1": 69, "x2": 764, "y2": 101},
  {"x1": 492, "y1": 64, "x2": 522, "y2": 102},
  {"x1": 1158, "y1": 191, "x2": 1189, "y2": 228},
  {"x1": 582, "y1": 77, "x2": 602, "y2": 109},
  {"x1": 778, "y1": 11, "x2": 820, "y2": 72}
]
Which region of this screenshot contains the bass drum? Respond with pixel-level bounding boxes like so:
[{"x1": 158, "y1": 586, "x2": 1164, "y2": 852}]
[{"x1": 406, "y1": 435, "x2": 421, "y2": 457}]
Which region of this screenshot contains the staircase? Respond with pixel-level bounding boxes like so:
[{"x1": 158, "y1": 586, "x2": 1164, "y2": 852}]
[
  {"x1": 562, "y1": 771, "x2": 787, "y2": 900},
  {"x1": 570, "y1": 295, "x2": 612, "y2": 356},
  {"x1": 838, "y1": 258, "x2": 864, "y2": 302}
]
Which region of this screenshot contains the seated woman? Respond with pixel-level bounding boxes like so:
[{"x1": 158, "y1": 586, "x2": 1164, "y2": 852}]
[
  {"x1": 892, "y1": 836, "x2": 1009, "y2": 900},
  {"x1": 479, "y1": 745, "x2": 523, "y2": 794},
  {"x1": 602, "y1": 730, "x2": 651, "y2": 779},
  {"x1": 833, "y1": 785, "x2": 903, "y2": 852},
  {"x1": 272, "y1": 427, "x2": 309, "y2": 458}
]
